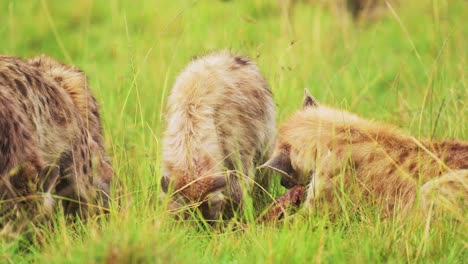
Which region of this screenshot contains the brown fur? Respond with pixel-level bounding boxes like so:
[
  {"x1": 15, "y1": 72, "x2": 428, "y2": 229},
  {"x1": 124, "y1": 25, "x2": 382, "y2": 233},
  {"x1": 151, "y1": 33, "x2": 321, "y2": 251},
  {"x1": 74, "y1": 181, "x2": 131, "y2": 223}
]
[
  {"x1": 0, "y1": 55, "x2": 112, "y2": 231},
  {"x1": 162, "y1": 51, "x2": 276, "y2": 220},
  {"x1": 264, "y1": 90, "x2": 467, "y2": 215}
]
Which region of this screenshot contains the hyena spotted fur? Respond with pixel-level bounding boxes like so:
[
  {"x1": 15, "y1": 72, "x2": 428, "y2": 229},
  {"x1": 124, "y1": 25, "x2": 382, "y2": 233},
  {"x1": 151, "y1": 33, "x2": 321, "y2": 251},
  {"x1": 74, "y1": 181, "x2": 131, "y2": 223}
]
[
  {"x1": 263, "y1": 89, "x2": 467, "y2": 215},
  {"x1": 162, "y1": 51, "x2": 276, "y2": 220},
  {"x1": 0, "y1": 55, "x2": 112, "y2": 229}
]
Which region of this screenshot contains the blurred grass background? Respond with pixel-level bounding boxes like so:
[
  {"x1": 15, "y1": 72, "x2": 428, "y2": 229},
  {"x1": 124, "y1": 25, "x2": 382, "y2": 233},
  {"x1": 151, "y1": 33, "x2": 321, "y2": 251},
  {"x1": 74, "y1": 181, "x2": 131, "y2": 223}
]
[{"x1": 0, "y1": 0, "x2": 466, "y2": 263}]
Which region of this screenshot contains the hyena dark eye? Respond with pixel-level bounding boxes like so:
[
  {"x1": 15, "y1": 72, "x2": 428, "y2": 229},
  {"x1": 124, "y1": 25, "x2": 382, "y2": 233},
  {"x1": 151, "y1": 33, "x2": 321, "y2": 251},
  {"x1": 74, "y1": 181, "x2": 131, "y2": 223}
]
[
  {"x1": 261, "y1": 148, "x2": 294, "y2": 177},
  {"x1": 260, "y1": 146, "x2": 302, "y2": 189}
]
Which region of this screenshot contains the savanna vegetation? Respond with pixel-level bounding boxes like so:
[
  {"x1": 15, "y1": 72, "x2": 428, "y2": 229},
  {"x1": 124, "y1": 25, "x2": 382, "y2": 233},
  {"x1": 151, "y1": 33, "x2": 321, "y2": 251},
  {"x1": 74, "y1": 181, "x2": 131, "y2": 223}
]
[{"x1": 0, "y1": 0, "x2": 466, "y2": 263}]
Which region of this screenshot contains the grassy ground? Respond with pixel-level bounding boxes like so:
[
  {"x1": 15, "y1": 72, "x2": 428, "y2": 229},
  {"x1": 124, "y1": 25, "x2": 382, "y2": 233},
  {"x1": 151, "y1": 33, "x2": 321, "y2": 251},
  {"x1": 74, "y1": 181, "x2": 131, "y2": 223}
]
[{"x1": 1, "y1": 0, "x2": 467, "y2": 263}]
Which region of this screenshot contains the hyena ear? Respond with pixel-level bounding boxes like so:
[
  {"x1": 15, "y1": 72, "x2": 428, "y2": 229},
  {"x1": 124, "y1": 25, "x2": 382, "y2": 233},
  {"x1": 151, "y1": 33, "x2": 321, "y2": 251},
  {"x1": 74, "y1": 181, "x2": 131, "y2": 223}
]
[
  {"x1": 302, "y1": 88, "x2": 319, "y2": 109},
  {"x1": 259, "y1": 151, "x2": 294, "y2": 177}
]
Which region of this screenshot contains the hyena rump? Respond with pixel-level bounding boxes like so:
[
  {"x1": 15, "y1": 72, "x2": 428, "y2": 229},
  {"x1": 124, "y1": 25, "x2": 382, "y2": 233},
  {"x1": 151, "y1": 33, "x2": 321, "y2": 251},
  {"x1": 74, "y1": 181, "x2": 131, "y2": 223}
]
[
  {"x1": 263, "y1": 89, "x2": 467, "y2": 215},
  {"x1": 0, "y1": 55, "x2": 112, "y2": 229},
  {"x1": 162, "y1": 51, "x2": 276, "y2": 220}
]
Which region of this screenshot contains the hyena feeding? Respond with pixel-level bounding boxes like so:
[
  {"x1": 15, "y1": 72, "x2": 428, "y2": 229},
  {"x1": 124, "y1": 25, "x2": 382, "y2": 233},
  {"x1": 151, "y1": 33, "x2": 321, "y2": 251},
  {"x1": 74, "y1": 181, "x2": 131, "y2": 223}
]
[
  {"x1": 161, "y1": 51, "x2": 276, "y2": 221},
  {"x1": 263, "y1": 89, "x2": 467, "y2": 217},
  {"x1": 0, "y1": 55, "x2": 112, "y2": 230}
]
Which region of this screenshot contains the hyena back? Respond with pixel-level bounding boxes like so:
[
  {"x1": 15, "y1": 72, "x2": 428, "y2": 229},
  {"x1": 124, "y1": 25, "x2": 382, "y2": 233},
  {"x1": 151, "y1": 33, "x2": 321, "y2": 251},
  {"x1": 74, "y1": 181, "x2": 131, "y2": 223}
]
[
  {"x1": 264, "y1": 89, "x2": 467, "y2": 215},
  {"x1": 0, "y1": 55, "x2": 112, "y2": 229},
  {"x1": 162, "y1": 51, "x2": 276, "y2": 220}
]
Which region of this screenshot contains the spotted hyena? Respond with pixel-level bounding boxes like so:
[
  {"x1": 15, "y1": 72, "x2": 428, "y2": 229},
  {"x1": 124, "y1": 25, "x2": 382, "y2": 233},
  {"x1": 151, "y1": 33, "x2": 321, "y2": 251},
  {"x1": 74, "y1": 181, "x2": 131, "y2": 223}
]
[
  {"x1": 263, "y1": 89, "x2": 467, "y2": 216},
  {"x1": 0, "y1": 55, "x2": 112, "y2": 229},
  {"x1": 278, "y1": 0, "x2": 398, "y2": 23},
  {"x1": 161, "y1": 51, "x2": 276, "y2": 220}
]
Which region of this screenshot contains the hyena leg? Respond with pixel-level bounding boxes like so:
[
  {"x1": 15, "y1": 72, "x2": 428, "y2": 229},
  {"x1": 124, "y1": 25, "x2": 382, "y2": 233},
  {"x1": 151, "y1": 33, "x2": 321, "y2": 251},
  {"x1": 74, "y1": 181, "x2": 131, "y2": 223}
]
[
  {"x1": 0, "y1": 95, "x2": 46, "y2": 227},
  {"x1": 252, "y1": 155, "x2": 273, "y2": 212},
  {"x1": 55, "y1": 149, "x2": 82, "y2": 215},
  {"x1": 1, "y1": 163, "x2": 38, "y2": 210},
  {"x1": 303, "y1": 167, "x2": 335, "y2": 211},
  {"x1": 223, "y1": 155, "x2": 270, "y2": 218},
  {"x1": 302, "y1": 151, "x2": 343, "y2": 210},
  {"x1": 55, "y1": 140, "x2": 96, "y2": 217},
  {"x1": 0, "y1": 163, "x2": 41, "y2": 234},
  {"x1": 222, "y1": 171, "x2": 244, "y2": 219},
  {"x1": 420, "y1": 169, "x2": 468, "y2": 213}
]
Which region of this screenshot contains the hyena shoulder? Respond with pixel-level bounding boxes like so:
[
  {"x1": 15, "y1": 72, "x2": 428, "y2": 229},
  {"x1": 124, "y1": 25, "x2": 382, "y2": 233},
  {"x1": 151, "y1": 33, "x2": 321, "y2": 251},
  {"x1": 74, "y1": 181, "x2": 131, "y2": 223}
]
[{"x1": 27, "y1": 55, "x2": 104, "y2": 145}]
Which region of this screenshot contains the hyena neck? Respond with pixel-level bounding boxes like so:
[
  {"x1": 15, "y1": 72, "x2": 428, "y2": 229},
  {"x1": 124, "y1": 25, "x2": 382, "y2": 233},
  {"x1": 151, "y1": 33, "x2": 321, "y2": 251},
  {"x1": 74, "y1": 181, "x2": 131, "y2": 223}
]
[
  {"x1": 321, "y1": 112, "x2": 467, "y2": 182},
  {"x1": 27, "y1": 55, "x2": 92, "y2": 121},
  {"x1": 296, "y1": 106, "x2": 467, "y2": 182}
]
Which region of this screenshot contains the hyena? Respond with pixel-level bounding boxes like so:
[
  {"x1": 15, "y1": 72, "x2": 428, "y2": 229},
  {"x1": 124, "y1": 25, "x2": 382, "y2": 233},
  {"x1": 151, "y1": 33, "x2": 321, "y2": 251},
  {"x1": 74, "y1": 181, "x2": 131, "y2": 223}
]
[
  {"x1": 346, "y1": 0, "x2": 398, "y2": 20},
  {"x1": 263, "y1": 89, "x2": 467, "y2": 215},
  {"x1": 278, "y1": 0, "x2": 397, "y2": 23},
  {"x1": 161, "y1": 51, "x2": 276, "y2": 220},
  {"x1": 0, "y1": 55, "x2": 112, "y2": 229}
]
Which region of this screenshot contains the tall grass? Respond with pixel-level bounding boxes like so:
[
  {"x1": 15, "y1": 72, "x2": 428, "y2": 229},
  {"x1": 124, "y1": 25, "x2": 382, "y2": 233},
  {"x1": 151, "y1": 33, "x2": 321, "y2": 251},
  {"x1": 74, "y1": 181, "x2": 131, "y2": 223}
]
[{"x1": 0, "y1": 0, "x2": 466, "y2": 263}]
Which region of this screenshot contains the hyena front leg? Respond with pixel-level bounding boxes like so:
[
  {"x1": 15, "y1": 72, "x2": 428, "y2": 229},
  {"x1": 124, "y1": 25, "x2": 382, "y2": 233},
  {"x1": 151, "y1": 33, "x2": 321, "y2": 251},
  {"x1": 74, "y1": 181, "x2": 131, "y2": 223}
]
[
  {"x1": 221, "y1": 171, "x2": 244, "y2": 219},
  {"x1": 0, "y1": 94, "x2": 48, "y2": 228},
  {"x1": 252, "y1": 169, "x2": 272, "y2": 211},
  {"x1": 252, "y1": 155, "x2": 273, "y2": 212},
  {"x1": 420, "y1": 169, "x2": 468, "y2": 214},
  {"x1": 303, "y1": 151, "x2": 342, "y2": 210},
  {"x1": 55, "y1": 138, "x2": 96, "y2": 217},
  {"x1": 55, "y1": 149, "x2": 83, "y2": 215},
  {"x1": 224, "y1": 154, "x2": 273, "y2": 217},
  {"x1": 304, "y1": 171, "x2": 324, "y2": 209}
]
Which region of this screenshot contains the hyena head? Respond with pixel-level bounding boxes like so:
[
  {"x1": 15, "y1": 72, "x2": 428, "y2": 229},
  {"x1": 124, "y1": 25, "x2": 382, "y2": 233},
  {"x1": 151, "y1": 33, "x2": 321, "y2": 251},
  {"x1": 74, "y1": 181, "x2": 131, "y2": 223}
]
[
  {"x1": 160, "y1": 158, "x2": 227, "y2": 202},
  {"x1": 261, "y1": 89, "x2": 320, "y2": 189},
  {"x1": 28, "y1": 55, "x2": 112, "y2": 207}
]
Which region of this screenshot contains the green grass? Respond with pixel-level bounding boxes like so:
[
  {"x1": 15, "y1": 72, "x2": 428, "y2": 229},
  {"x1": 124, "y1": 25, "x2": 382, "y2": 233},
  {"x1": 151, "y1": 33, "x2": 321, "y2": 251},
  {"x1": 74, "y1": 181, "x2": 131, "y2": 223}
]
[{"x1": 1, "y1": 0, "x2": 467, "y2": 263}]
